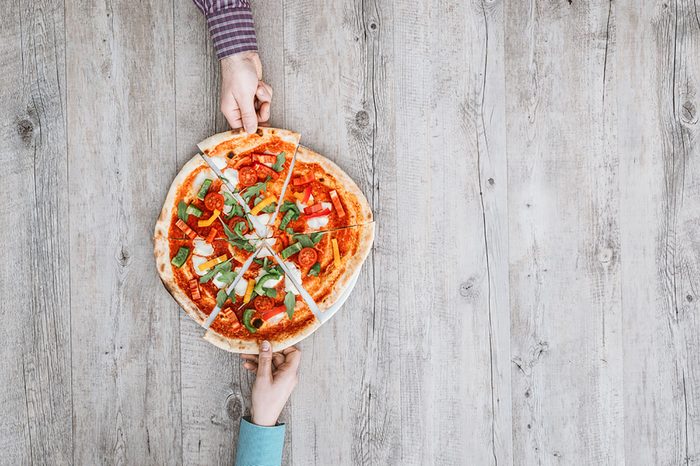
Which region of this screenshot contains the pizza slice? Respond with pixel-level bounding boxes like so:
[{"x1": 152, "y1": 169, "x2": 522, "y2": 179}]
[
  {"x1": 197, "y1": 128, "x2": 301, "y2": 237},
  {"x1": 267, "y1": 146, "x2": 373, "y2": 237},
  {"x1": 203, "y1": 252, "x2": 320, "y2": 353}
]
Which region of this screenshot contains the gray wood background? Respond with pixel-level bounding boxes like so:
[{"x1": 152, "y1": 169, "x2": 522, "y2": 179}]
[{"x1": 1, "y1": 0, "x2": 699, "y2": 464}]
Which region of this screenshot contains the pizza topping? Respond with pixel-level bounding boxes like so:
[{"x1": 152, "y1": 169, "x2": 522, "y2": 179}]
[
  {"x1": 253, "y1": 295, "x2": 274, "y2": 313},
  {"x1": 193, "y1": 238, "x2": 214, "y2": 257},
  {"x1": 234, "y1": 277, "x2": 249, "y2": 296},
  {"x1": 252, "y1": 153, "x2": 277, "y2": 165},
  {"x1": 284, "y1": 291, "x2": 296, "y2": 318},
  {"x1": 250, "y1": 195, "x2": 276, "y2": 215},
  {"x1": 332, "y1": 238, "x2": 341, "y2": 267},
  {"x1": 222, "y1": 168, "x2": 239, "y2": 188},
  {"x1": 171, "y1": 247, "x2": 190, "y2": 268},
  {"x1": 186, "y1": 204, "x2": 202, "y2": 218},
  {"x1": 228, "y1": 216, "x2": 250, "y2": 235},
  {"x1": 283, "y1": 262, "x2": 302, "y2": 295},
  {"x1": 219, "y1": 307, "x2": 242, "y2": 331},
  {"x1": 261, "y1": 305, "x2": 287, "y2": 322},
  {"x1": 197, "y1": 254, "x2": 228, "y2": 272},
  {"x1": 233, "y1": 155, "x2": 252, "y2": 169},
  {"x1": 198, "y1": 209, "x2": 220, "y2": 227},
  {"x1": 200, "y1": 258, "x2": 233, "y2": 284},
  {"x1": 242, "y1": 308, "x2": 258, "y2": 333},
  {"x1": 204, "y1": 192, "x2": 225, "y2": 211},
  {"x1": 281, "y1": 242, "x2": 303, "y2": 259},
  {"x1": 271, "y1": 152, "x2": 286, "y2": 172},
  {"x1": 197, "y1": 179, "x2": 212, "y2": 200},
  {"x1": 294, "y1": 232, "x2": 325, "y2": 247},
  {"x1": 175, "y1": 219, "x2": 198, "y2": 239},
  {"x1": 279, "y1": 201, "x2": 301, "y2": 230},
  {"x1": 243, "y1": 279, "x2": 255, "y2": 304},
  {"x1": 216, "y1": 289, "x2": 230, "y2": 307},
  {"x1": 205, "y1": 228, "x2": 218, "y2": 243},
  {"x1": 293, "y1": 172, "x2": 315, "y2": 186},
  {"x1": 177, "y1": 201, "x2": 189, "y2": 222},
  {"x1": 304, "y1": 203, "x2": 324, "y2": 215},
  {"x1": 254, "y1": 163, "x2": 279, "y2": 180},
  {"x1": 302, "y1": 186, "x2": 313, "y2": 203},
  {"x1": 329, "y1": 190, "x2": 346, "y2": 218},
  {"x1": 191, "y1": 256, "x2": 209, "y2": 276},
  {"x1": 254, "y1": 271, "x2": 283, "y2": 296},
  {"x1": 308, "y1": 262, "x2": 321, "y2": 276},
  {"x1": 239, "y1": 166, "x2": 258, "y2": 187},
  {"x1": 305, "y1": 208, "x2": 332, "y2": 219},
  {"x1": 189, "y1": 279, "x2": 201, "y2": 300},
  {"x1": 298, "y1": 248, "x2": 318, "y2": 267}
]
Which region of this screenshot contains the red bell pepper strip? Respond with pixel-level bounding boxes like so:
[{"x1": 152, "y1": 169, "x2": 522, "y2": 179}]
[
  {"x1": 304, "y1": 208, "x2": 332, "y2": 219},
  {"x1": 255, "y1": 162, "x2": 279, "y2": 179},
  {"x1": 329, "y1": 190, "x2": 345, "y2": 218},
  {"x1": 292, "y1": 172, "x2": 315, "y2": 186},
  {"x1": 304, "y1": 203, "x2": 324, "y2": 214},
  {"x1": 302, "y1": 186, "x2": 312, "y2": 203},
  {"x1": 205, "y1": 228, "x2": 217, "y2": 243},
  {"x1": 252, "y1": 153, "x2": 278, "y2": 164},
  {"x1": 261, "y1": 305, "x2": 287, "y2": 322},
  {"x1": 233, "y1": 156, "x2": 252, "y2": 169},
  {"x1": 176, "y1": 219, "x2": 198, "y2": 239}
]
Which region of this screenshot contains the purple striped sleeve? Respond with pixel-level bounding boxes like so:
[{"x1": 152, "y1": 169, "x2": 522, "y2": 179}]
[{"x1": 192, "y1": 0, "x2": 258, "y2": 59}]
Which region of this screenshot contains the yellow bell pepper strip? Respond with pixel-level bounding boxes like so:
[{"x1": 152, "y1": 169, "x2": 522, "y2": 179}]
[
  {"x1": 332, "y1": 238, "x2": 341, "y2": 267},
  {"x1": 243, "y1": 279, "x2": 255, "y2": 304},
  {"x1": 250, "y1": 195, "x2": 276, "y2": 215},
  {"x1": 198, "y1": 209, "x2": 220, "y2": 227},
  {"x1": 197, "y1": 254, "x2": 227, "y2": 272}
]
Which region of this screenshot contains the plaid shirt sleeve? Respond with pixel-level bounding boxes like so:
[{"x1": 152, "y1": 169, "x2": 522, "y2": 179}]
[{"x1": 192, "y1": 0, "x2": 258, "y2": 59}]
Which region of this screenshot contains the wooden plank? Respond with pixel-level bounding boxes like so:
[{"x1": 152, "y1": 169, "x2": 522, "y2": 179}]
[
  {"x1": 0, "y1": 1, "x2": 72, "y2": 464},
  {"x1": 505, "y1": 1, "x2": 624, "y2": 464},
  {"x1": 390, "y1": 1, "x2": 512, "y2": 463},
  {"x1": 617, "y1": 0, "x2": 700, "y2": 463},
  {"x1": 65, "y1": 1, "x2": 181, "y2": 464}
]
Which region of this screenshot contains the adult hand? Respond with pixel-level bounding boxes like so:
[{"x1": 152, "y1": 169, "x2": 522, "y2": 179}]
[
  {"x1": 220, "y1": 51, "x2": 273, "y2": 133},
  {"x1": 240, "y1": 341, "x2": 301, "y2": 427}
]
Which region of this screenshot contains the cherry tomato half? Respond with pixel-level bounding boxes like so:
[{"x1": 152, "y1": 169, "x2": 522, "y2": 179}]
[
  {"x1": 298, "y1": 247, "x2": 318, "y2": 268},
  {"x1": 203, "y1": 192, "x2": 224, "y2": 211},
  {"x1": 239, "y1": 166, "x2": 258, "y2": 187}
]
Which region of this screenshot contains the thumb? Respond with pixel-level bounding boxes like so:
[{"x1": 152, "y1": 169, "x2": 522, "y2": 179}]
[
  {"x1": 238, "y1": 95, "x2": 258, "y2": 134},
  {"x1": 256, "y1": 340, "x2": 273, "y2": 382}
]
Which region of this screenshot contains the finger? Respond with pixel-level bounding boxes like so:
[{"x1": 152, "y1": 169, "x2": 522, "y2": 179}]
[
  {"x1": 243, "y1": 362, "x2": 258, "y2": 372},
  {"x1": 281, "y1": 346, "x2": 298, "y2": 355},
  {"x1": 221, "y1": 94, "x2": 243, "y2": 129},
  {"x1": 272, "y1": 352, "x2": 285, "y2": 369},
  {"x1": 240, "y1": 354, "x2": 259, "y2": 362},
  {"x1": 256, "y1": 340, "x2": 273, "y2": 382},
  {"x1": 280, "y1": 346, "x2": 301, "y2": 372},
  {"x1": 257, "y1": 101, "x2": 271, "y2": 123},
  {"x1": 237, "y1": 93, "x2": 258, "y2": 134},
  {"x1": 256, "y1": 82, "x2": 273, "y2": 101}
]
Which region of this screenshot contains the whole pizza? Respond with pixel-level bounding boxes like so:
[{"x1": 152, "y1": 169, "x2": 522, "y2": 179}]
[{"x1": 154, "y1": 128, "x2": 374, "y2": 353}]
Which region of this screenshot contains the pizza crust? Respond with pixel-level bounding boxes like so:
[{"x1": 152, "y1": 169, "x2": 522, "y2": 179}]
[
  {"x1": 294, "y1": 146, "x2": 373, "y2": 226},
  {"x1": 197, "y1": 127, "x2": 301, "y2": 159},
  {"x1": 153, "y1": 156, "x2": 210, "y2": 325}
]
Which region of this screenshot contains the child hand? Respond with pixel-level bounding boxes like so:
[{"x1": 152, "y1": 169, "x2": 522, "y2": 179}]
[{"x1": 240, "y1": 341, "x2": 301, "y2": 426}]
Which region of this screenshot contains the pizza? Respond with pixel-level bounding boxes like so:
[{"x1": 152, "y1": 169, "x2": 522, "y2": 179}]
[{"x1": 154, "y1": 128, "x2": 374, "y2": 353}]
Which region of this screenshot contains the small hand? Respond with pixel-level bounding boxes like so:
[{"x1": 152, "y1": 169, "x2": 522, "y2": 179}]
[
  {"x1": 240, "y1": 341, "x2": 301, "y2": 427},
  {"x1": 220, "y1": 51, "x2": 273, "y2": 133}
]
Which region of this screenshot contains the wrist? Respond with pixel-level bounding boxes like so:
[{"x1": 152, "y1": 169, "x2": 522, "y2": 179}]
[{"x1": 251, "y1": 413, "x2": 278, "y2": 427}]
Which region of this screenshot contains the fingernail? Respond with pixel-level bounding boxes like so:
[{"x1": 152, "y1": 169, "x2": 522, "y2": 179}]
[{"x1": 261, "y1": 340, "x2": 270, "y2": 352}]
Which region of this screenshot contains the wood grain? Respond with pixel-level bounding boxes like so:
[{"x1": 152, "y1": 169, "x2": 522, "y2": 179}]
[
  {"x1": 0, "y1": 1, "x2": 72, "y2": 464},
  {"x1": 1, "y1": 0, "x2": 699, "y2": 464},
  {"x1": 65, "y1": 1, "x2": 181, "y2": 464}
]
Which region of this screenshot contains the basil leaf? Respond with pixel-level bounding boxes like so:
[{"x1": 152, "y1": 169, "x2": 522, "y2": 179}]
[
  {"x1": 261, "y1": 201, "x2": 276, "y2": 214},
  {"x1": 308, "y1": 262, "x2": 321, "y2": 277},
  {"x1": 227, "y1": 238, "x2": 256, "y2": 252},
  {"x1": 233, "y1": 220, "x2": 247, "y2": 239},
  {"x1": 272, "y1": 152, "x2": 286, "y2": 172},
  {"x1": 264, "y1": 288, "x2": 277, "y2": 298},
  {"x1": 216, "y1": 289, "x2": 229, "y2": 308},
  {"x1": 280, "y1": 200, "x2": 300, "y2": 216},
  {"x1": 177, "y1": 201, "x2": 188, "y2": 222},
  {"x1": 242, "y1": 182, "x2": 267, "y2": 201},
  {"x1": 284, "y1": 292, "x2": 296, "y2": 319},
  {"x1": 217, "y1": 270, "x2": 236, "y2": 285},
  {"x1": 200, "y1": 260, "x2": 233, "y2": 284},
  {"x1": 310, "y1": 232, "x2": 325, "y2": 245}
]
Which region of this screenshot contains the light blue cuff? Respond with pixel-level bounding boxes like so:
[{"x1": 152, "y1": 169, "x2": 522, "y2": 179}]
[{"x1": 234, "y1": 417, "x2": 286, "y2": 466}]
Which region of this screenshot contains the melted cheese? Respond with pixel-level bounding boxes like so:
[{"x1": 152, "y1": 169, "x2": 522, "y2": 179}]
[
  {"x1": 305, "y1": 202, "x2": 332, "y2": 230},
  {"x1": 212, "y1": 157, "x2": 227, "y2": 171},
  {"x1": 191, "y1": 256, "x2": 209, "y2": 277},
  {"x1": 212, "y1": 272, "x2": 227, "y2": 289},
  {"x1": 193, "y1": 238, "x2": 214, "y2": 257},
  {"x1": 283, "y1": 262, "x2": 302, "y2": 295},
  {"x1": 222, "y1": 168, "x2": 239, "y2": 187}
]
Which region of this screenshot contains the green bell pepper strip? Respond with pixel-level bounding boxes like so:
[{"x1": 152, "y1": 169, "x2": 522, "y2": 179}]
[
  {"x1": 243, "y1": 309, "x2": 257, "y2": 334},
  {"x1": 281, "y1": 242, "x2": 303, "y2": 259},
  {"x1": 197, "y1": 179, "x2": 212, "y2": 200},
  {"x1": 254, "y1": 273, "x2": 280, "y2": 295},
  {"x1": 186, "y1": 204, "x2": 202, "y2": 217},
  {"x1": 171, "y1": 247, "x2": 190, "y2": 268},
  {"x1": 279, "y1": 209, "x2": 297, "y2": 230}
]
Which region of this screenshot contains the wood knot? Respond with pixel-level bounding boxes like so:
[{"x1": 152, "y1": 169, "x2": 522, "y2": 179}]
[
  {"x1": 225, "y1": 392, "x2": 244, "y2": 420},
  {"x1": 116, "y1": 246, "x2": 131, "y2": 267},
  {"x1": 488, "y1": 178, "x2": 495, "y2": 186},
  {"x1": 597, "y1": 247, "x2": 614, "y2": 264},
  {"x1": 368, "y1": 22, "x2": 378, "y2": 31},
  {"x1": 355, "y1": 110, "x2": 369, "y2": 127},
  {"x1": 681, "y1": 101, "x2": 697, "y2": 125},
  {"x1": 17, "y1": 118, "x2": 34, "y2": 144}
]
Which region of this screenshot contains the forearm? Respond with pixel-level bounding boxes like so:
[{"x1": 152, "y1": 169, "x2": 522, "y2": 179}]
[
  {"x1": 192, "y1": 0, "x2": 258, "y2": 59},
  {"x1": 234, "y1": 417, "x2": 285, "y2": 466}
]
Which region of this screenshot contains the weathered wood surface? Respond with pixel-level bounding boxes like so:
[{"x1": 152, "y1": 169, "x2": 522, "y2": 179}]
[{"x1": 1, "y1": 0, "x2": 699, "y2": 464}]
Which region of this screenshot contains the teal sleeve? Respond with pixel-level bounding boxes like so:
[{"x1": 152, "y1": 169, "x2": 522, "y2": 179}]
[{"x1": 234, "y1": 417, "x2": 286, "y2": 466}]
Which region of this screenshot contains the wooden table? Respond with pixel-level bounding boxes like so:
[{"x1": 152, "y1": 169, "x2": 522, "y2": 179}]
[{"x1": 2, "y1": 1, "x2": 699, "y2": 464}]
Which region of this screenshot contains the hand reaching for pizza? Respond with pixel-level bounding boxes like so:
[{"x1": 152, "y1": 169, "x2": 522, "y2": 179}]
[
  {"x1": 241, "y1": 341, "x2": 301, "y2": 427},
  {"x1": 220, "y1": 51, "x2": 273, "y2": 134}
]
